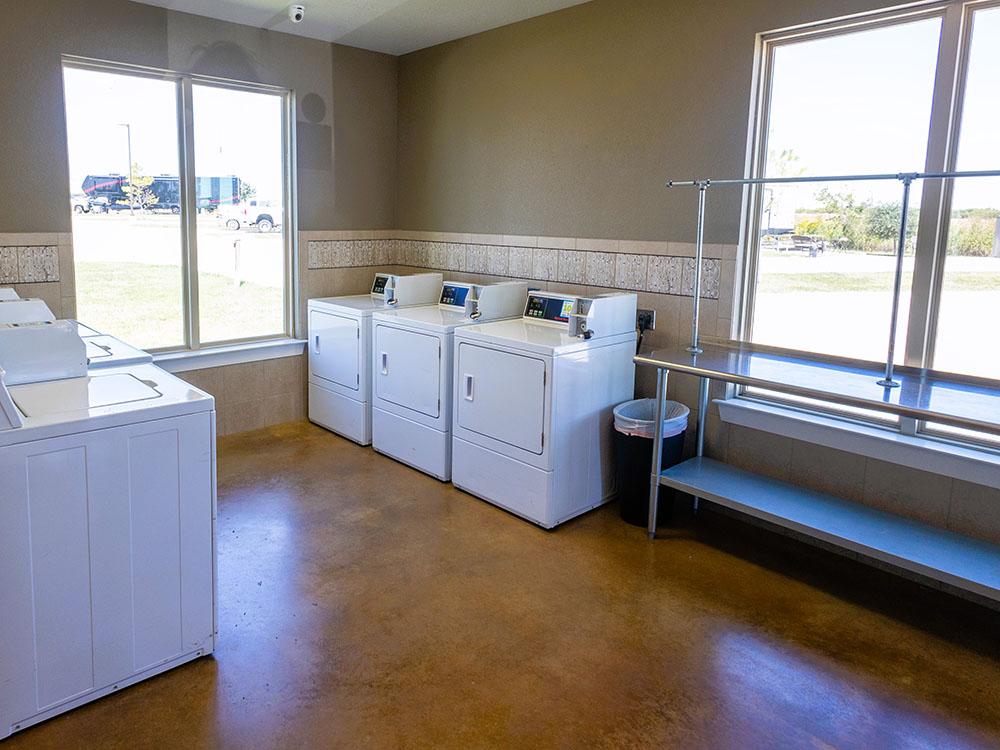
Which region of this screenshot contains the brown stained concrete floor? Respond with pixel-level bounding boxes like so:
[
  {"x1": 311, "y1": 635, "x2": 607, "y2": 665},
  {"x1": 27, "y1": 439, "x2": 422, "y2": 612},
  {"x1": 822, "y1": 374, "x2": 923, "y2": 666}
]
[{"x1": 7, "y1": 421, "x2": 1000, "y2": 749}]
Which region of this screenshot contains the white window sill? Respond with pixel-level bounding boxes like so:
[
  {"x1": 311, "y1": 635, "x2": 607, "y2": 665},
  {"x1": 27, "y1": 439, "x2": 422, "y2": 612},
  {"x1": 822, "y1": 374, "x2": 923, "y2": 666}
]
[
  {"x1": 717, "y1": 397, "x2": 1000, "y2": 490},
  {"x1": 154, "y1": 338, "x2": 306, "y2": 373}
]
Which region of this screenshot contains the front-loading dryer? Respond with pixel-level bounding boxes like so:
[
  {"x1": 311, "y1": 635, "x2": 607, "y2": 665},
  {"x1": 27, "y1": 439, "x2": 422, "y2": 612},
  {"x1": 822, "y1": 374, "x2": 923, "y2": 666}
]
[
  {"x1": 370, "y1": 280, "x2": 527, "y2": 480},
  {"x1": 307, "y1": 272, "x2": 443, "y2": 444},
  {"x1": 452, "y1": 291, "x2": 637, "y2": 528}
]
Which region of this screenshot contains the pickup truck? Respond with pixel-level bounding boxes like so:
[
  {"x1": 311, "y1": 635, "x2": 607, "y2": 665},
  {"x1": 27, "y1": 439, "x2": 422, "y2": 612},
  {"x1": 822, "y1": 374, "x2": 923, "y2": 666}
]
[{"x1": 217, "y1": 200, "x2": 282, "y2": 232}]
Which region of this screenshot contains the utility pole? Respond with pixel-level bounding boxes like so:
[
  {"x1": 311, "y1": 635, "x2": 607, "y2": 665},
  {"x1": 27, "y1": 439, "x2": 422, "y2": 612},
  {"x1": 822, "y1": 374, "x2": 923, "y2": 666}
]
[{"x1": 118, "y1": 123, "x2": 133, "y2": 215}]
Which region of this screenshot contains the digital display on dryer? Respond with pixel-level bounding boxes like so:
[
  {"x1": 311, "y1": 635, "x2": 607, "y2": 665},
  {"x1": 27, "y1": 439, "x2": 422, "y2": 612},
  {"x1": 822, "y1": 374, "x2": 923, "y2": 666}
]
[
  {"x1": 440, "y1": 284, "x2": 469, "y2": 307},
  {"x1": 525, "y1": 295, "x2": 574, "y2": 323},
  {"x1": 371, "y1": 274, "x2": 389, "y2": 295}
]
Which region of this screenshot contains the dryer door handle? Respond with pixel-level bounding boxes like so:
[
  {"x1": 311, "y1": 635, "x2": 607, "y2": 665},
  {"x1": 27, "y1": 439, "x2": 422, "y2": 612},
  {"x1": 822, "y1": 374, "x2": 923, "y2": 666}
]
[
  {"x1": 313, "y1": 334, "x2": 321, "y2": 355},
  {"x1": 463, "y1": 373, "x2": 474, "y2": 401},
  {"x1": 380, "y1": 351, "x2": 388, "y2": 375}
]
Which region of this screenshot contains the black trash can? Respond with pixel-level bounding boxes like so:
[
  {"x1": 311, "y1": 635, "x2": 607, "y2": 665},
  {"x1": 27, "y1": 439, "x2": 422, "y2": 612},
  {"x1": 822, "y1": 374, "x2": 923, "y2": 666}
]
[{"x1": 613, "y1": 398, "x2": 689, "y2": 527}]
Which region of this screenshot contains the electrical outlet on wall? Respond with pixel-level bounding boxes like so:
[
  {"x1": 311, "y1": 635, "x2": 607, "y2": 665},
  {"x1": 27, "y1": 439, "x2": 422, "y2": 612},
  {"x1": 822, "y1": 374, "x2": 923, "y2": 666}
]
[{"x1": 636, "y1": 309, "x2": 656, "y2": 332}]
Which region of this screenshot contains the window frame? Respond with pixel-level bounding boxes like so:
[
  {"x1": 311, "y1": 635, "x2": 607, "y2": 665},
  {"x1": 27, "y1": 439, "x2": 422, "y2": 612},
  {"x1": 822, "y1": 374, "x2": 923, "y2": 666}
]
[
  {"x1": 62, "y1": 55, "x2": 297, "y2": 353},
  {"x1": 739, "y1": 0, "x2": 1000, "y2": 449}
]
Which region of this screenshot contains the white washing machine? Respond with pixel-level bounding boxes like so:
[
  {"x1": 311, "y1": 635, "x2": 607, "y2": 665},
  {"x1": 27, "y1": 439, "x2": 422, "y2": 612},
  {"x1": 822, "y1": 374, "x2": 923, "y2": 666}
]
[
  {"x1": 451, "y1": 291, "x2": 637, "y2": 528},
  {"x1": 308, "y1": 271, "x2": 443, "y2": 445},
  {"x1": 371, "y1": 280, "x2": 528, "y2": 480},
  {"x1": 0, "y1": 322, "x2": 215, "y2": 738}
]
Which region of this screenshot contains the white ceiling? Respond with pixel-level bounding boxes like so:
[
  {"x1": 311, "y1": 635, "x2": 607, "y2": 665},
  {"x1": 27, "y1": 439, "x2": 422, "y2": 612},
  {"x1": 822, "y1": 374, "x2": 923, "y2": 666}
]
[{"x1": 134, "y1": 0, "x2": 592, "y2": 55}]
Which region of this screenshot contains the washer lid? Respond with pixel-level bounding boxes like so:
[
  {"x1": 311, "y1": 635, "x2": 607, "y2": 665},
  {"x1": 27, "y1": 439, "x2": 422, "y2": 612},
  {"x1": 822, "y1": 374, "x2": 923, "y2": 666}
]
[{"x1": 10, "y1": 373, "x2": 162, "y2": 417}]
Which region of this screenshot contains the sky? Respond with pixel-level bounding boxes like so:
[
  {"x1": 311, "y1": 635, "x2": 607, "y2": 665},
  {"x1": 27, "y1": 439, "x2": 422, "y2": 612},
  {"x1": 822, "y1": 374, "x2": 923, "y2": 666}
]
[
  {"x1": 765, "y1": 7, "x2": 1000, "y2": 213},
  {"x1": 63, "y1": 67, "x2": 284, "y2": 201}
]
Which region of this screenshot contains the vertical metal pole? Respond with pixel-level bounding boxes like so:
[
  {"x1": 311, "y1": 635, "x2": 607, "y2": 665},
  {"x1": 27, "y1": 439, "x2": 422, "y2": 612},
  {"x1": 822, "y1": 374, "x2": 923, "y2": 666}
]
[
  {"x1": 647, "y1": 368, "x2": 668, "y2": 539},
  {"x1": 688, "y1": 182, "x2": 709, "y2": 354},
  {"x1": 119, "y1": 123, "x2": 134, "y2": 216},
  {"x1": 877, "y1": 176, "x2": 913, "y2": 388},
  {"x1": 693, "y1": 376, "x2": 709, "y2": 512}
]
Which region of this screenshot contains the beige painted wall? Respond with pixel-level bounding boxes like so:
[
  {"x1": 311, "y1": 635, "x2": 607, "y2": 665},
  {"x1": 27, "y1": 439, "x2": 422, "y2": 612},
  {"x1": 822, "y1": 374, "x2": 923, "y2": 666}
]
[{"x1": 396, "y1": 0, "x2": 905, "y2": 245}]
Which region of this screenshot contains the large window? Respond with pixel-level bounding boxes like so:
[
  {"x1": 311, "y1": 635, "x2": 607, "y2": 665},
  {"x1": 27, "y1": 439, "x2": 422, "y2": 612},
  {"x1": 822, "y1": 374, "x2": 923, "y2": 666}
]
[
  {"x1": 744, "y1": 1, "x2": 1000, "y2": 448},
  {"x1": 62, "y1": 60, "x2": 292, "y2": 351}
]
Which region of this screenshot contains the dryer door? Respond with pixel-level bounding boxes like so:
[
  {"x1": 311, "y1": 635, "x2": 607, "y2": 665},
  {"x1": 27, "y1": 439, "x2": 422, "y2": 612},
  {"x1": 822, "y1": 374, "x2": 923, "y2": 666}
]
[
  {"x1": 374, "y1": 324, "x2": 441, "y2": 418},
  {"x1": 309, "y1": 309, "x2": 360, "y2": 390},
  {"x1": 456, "y1": 342, "x2": 546, "y2": 455}
]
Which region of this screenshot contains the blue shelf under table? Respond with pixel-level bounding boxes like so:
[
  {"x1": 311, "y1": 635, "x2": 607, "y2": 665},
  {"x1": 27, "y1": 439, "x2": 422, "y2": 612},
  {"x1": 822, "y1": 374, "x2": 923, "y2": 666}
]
[{"x1": 660, "y1": 457, "x2": 1000, "y2": 602}]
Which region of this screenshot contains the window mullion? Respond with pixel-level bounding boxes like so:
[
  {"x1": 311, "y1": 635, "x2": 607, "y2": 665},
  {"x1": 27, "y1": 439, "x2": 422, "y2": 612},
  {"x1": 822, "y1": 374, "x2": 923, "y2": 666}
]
[
  {"x1": 177, "y1": 77, "x2": 201, "y2": 350},
  {"x1": 904, "y1": 2, "x2": 966, "y2": 369}
]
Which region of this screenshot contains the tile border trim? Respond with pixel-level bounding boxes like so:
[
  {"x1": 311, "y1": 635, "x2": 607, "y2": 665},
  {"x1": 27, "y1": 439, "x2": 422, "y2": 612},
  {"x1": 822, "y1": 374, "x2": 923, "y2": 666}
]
[{"x1": 304, "y1": 236, "x2": 730, "y2": 300}]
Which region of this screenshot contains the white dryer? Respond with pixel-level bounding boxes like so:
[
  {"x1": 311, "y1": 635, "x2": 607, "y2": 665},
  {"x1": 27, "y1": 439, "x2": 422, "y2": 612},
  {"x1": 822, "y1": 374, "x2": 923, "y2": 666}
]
[
  {"x1": 308, "y1": 272, "x2": 443, "y2": 444},
  {"x1": 0, "y1": 325, "x2": 215, "y2": 738},
  {"x1": 452, "y1": 291, "x2": 637, "y2": 528},
  {"x1": 371, "y1": 280, "x2": 528, "y2": 480}
]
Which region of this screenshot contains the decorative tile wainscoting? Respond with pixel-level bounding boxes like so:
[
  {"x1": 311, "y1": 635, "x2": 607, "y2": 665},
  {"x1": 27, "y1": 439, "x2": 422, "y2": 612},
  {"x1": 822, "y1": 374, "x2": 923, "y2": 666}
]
[
  {"x1": 0, "y1": 245, "x2": 60, "y2": 283},
  {"x1": 299, "y1": 229, "x2": 739, "y2": 368},
  {"x1": 305, "y1": 234, "x2": 727, "y2": 300},
  {"x1": 0, "y1": 233, "x2": 76, "y2": 318}
]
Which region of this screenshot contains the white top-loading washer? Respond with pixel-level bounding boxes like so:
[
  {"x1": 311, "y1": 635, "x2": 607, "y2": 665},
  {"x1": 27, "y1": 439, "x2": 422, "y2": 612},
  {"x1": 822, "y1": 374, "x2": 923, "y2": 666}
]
[
  {"x1": 451, "y1": 291, "x2": 638, "y2": 528},
  {"x1": 370, "y1": 280, "x2": 528, "y2": 480},
  {"x1": 307, "y1": 271, "x2": 443, "y2": 444},
  {"x1": 0, "y1": 328, "x2": 215, "y2": 738}
]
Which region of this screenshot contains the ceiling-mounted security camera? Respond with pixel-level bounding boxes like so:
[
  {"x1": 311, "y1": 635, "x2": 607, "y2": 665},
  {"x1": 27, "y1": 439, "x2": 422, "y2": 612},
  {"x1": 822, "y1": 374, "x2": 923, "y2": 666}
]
[{"x1": 288, "y1": 4, "x2": 305, "y2": 23}]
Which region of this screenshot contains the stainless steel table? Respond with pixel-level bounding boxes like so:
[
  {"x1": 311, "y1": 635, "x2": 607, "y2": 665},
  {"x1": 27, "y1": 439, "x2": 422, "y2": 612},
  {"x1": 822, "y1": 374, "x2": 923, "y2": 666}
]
[{"x1": 634, "y1": 341, "x2": 1000, "y2": 602}]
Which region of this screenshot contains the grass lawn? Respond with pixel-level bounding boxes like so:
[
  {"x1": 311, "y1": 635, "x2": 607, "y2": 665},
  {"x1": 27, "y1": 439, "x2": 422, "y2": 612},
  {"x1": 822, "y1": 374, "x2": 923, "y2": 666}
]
[{"x1": 76, "y1": 261, "x2": 283, "y2": 349}]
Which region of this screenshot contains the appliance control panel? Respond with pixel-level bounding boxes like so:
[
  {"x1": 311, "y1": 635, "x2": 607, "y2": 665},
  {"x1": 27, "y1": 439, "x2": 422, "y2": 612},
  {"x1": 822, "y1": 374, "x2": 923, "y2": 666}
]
[
  {"x1": 439, "y1": 283, "x2": 471, "y2": 308},
  {"x1": 523, "y1": 292, "x2": 637, "y2": 339},
  {"x1": 524, "y1": 294, "x2": 575, "y2": 324},
  {"x1": 371, "y1": 273, "x2": 391, "y2": 296}
]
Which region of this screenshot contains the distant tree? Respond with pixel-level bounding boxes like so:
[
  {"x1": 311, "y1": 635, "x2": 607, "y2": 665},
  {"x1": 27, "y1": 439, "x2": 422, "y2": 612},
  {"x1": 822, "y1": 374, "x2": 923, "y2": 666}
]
[
  {"x1": 118, "y1": 163, "x2": 159, "y2": 211},
  {"x1": 239, "y1": 181, "x2": 257, "y2": 204},
  {"x1": 809, "y1": 189, "x2": 918, "y2": 253},
  {"x1": 864, "y1": 201, "x2": 918, "y2": 252}
]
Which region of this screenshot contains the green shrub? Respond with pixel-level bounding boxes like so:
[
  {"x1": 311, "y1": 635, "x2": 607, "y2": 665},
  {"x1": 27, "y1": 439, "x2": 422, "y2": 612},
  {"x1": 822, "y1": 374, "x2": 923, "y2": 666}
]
[{"x1": 950, "y1": 219, "x2": 997, "y2": 257}]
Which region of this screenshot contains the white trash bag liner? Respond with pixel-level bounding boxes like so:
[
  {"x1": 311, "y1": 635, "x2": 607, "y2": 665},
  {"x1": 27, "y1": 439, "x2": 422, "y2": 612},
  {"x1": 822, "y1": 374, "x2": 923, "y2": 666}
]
[{"x1": 613, "y1": 398, "x2": 689, "y2": 439}]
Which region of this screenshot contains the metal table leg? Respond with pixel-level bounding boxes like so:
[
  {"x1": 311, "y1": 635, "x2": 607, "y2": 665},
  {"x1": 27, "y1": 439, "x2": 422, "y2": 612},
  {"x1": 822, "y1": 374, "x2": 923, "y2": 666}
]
[
  {"x1": 647, "y1": 367, "x2": 668, "y2": 539},
  {"x1": 693, "y1": 375, "x2": 709, "y2": 512}
]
